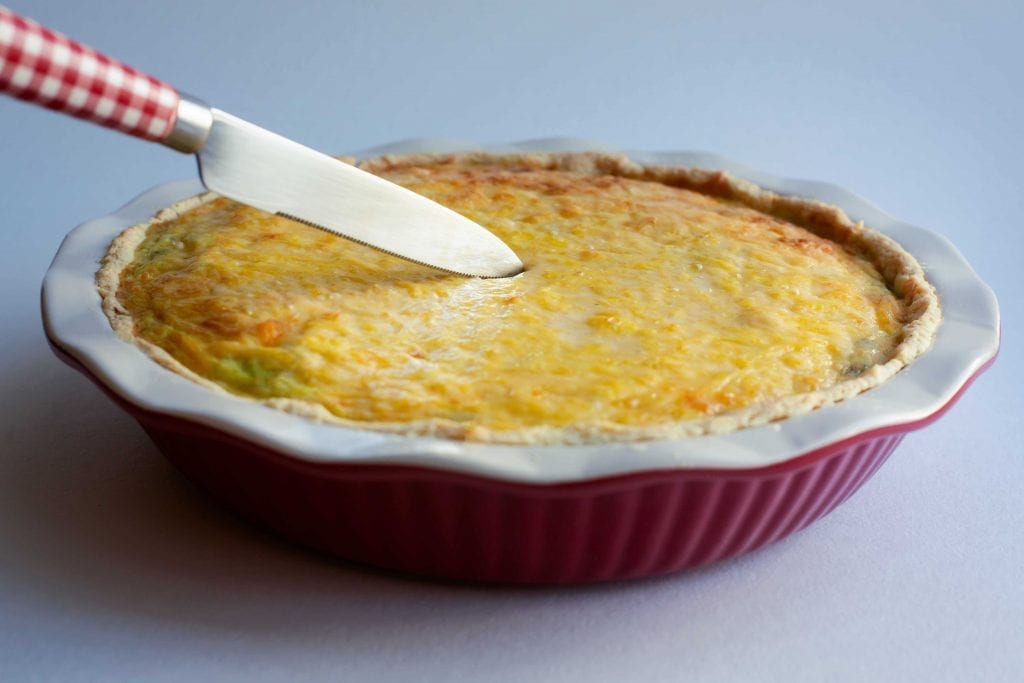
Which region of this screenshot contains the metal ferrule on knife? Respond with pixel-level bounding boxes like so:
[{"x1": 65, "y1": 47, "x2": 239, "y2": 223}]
[{"x1": 161, "y1": 94, "x2": 214, "y2": 154}]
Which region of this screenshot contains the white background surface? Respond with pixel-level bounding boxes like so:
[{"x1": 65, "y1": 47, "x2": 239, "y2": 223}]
[{"x1": 1, "y1": 1, "x2": 1021, "y2": 681}]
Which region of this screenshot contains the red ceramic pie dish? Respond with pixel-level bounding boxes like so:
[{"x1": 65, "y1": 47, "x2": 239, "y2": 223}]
[{"x1": 41, "y1": 143, "x2": 1000, "y2": 584}]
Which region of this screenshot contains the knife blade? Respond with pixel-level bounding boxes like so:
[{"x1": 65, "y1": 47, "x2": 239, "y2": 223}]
[{"x1": 0, "y1": 7, "x2": 523, "y2": 278}]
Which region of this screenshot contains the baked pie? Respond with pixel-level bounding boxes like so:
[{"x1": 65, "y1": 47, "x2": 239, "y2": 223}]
[{"x1": 97, "y1": 153, "x2": 940, "y2": 444}]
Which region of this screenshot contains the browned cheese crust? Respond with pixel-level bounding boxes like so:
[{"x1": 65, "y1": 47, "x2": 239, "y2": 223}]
[{"x1": 97, "y1": 152, "x2": 940, "y2": 444}]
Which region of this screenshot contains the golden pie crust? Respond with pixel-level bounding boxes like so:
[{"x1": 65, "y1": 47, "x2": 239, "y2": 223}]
[{"x1": 97, "y1": 152, "x2": 940, "y2": 444}]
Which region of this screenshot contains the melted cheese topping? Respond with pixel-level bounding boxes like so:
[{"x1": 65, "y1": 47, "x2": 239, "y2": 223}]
[{"x1": 114, "y1": 162, "x2": 905, "y2": 441}]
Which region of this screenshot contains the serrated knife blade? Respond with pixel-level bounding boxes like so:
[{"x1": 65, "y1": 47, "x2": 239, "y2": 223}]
[{"x1": 196, "y1": 109, "x2": 523, "y2": 277}]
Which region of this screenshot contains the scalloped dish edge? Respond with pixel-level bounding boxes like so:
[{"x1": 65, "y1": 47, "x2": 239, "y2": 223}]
[{"x1": 40, "y1": 141, "x2": 1000, "y2": 482}]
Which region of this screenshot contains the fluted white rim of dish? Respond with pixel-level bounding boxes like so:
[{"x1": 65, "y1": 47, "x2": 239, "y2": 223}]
[{"x1": 41, "y1": 139, "x2": 1000, "y2": 483}]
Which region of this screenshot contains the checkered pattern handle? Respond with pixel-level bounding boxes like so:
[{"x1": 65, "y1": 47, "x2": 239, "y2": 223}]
[{"x1": 0, "y1": 7, "x2": 179, "y2": 141}]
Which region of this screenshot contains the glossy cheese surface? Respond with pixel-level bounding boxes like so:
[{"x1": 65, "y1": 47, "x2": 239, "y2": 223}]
[{"x1": 114, "y1": 162, "x2": 905, "y2": 440}]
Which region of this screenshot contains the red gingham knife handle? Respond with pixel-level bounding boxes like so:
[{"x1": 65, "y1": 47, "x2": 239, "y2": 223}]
[{"x1": 0, "y1": 6, "x2": 183, "y2": 143}]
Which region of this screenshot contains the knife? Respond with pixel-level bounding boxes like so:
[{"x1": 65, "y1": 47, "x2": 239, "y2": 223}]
[{"x1": 0, "y1": 7, "x2": 523, "y2": 278}]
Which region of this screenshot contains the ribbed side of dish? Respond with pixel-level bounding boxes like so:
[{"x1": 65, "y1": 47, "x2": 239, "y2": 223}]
[{"x1": 139, "y1": 413, "x2": 903, "y2": 584}]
